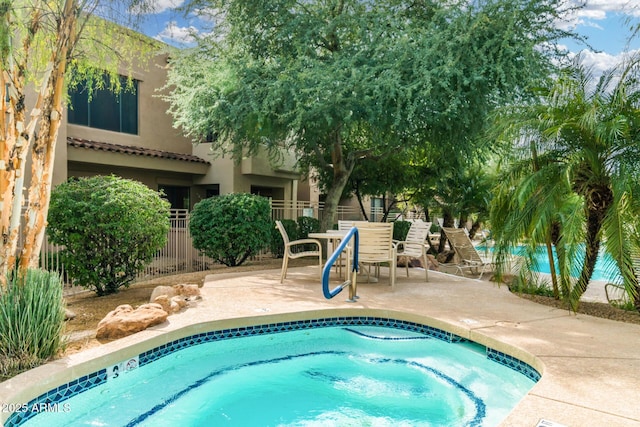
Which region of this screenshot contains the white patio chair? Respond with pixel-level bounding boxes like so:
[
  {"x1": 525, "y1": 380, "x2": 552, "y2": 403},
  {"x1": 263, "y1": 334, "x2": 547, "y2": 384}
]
[
  {"x1": 394, "y1": 220, "x2": 432, "y2": 282},
  {"x1": 275, "y1": 220, "x2": 322, "y2": 283},
  {"x1": 356, "y1": 222, "x2": 397, "y2": 289}
]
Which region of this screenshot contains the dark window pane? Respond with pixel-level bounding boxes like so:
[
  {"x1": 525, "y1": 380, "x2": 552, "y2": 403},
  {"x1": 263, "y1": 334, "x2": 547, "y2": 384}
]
[
  {"x1": 121, "y1": 83, "x2": 138, "y2": 134},
  {"x1": 67, "y1": 74, "x2": 138, "y2": 134},
  {"x1": 159, "y1": 185, "x2": 190, "y2": 210},
  {"x1": 68, "y1": 88, "x2": 89, "y2": 125},
  {"x1": 90, "y1": 86, "x2": 120, "y2": 132}
]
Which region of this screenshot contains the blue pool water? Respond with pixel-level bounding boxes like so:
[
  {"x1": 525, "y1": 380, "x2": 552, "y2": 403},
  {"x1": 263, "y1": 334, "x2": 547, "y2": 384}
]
[
  {"x1": 14, "y1": 319, "x2": 538, "y2": 427},
  {"x1": 480, "y1": 245, "x2": 622, "y2": 283}
]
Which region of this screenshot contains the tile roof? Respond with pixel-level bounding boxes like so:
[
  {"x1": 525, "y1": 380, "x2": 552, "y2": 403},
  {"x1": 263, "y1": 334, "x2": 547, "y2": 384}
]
[{"x1": 67, "y1": 137, "x2": 209, "y2": 164}]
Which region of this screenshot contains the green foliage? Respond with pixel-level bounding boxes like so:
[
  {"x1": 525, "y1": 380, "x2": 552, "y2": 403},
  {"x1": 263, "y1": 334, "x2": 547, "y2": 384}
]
[
  {"x1": 508, "y1": 275, "x2": 556, "y2": 298},
  {"x1": 0, "y1": 269, "x2": 66, "y2": 380},
  {"x1": 47, "y1": 175, "x2": 170, "y2": 296},
  {"x1": 489, "y1": 54, "x2": 640, "y2": 311},
  {"x1": 297, "y1": 216, "x2": 320, "y2": 239},
  {"x1": 190, "y1": 193, "x2": 272, "y2": 266},
  {"x1": 166, "y1": 0, "x2": 572, "y2": 231},
  {"x1": 393, "y1": 221, "x2": 412, "y2": 241}
]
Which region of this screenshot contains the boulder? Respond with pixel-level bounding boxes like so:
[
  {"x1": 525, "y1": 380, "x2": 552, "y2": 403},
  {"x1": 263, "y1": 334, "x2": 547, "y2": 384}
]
[
  {"x1": 173, "y1": 283, "x2": 201, "y2": 298},
  {"x1": 436, "y1": 250, "x2": 456, "y2": 264},
  {"x1": 152, "y1": 294, "x2": 189, "y2": 314},
  {"x1": 149, "y1": 283, "x2": 201, "y2": 304},
  {"x1": 96, "y1": 303, "x2": 168, "y2": 340},
  {"x1": 64, "y1": 308, "x2": 77, "y2": 321},
  {"x1": 149, "y1": 285, "x2": 176, "y2": 302},
  {"x1": 153, "y1": 295, "x2": 172, "y2": 314}
]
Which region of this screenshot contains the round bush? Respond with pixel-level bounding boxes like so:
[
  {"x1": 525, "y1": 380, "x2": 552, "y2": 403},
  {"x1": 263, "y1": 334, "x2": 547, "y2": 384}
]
[
  {"x1": 47, "y1": 175, "x2": 170, "y2": 295},
  {"x1": 190, "y1": 193, "x2": 272, "y2": 266}
]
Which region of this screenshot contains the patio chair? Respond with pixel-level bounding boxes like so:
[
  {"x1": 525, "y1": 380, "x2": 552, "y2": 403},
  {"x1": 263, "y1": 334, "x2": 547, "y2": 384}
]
[
  {"x1": 394, "y1": 220, "x2": 432, "y2": 282},
  {"x1": 330, "y1": 220, "x2": 356, "y2": 277},
  {"x1": 442, "y1": 227, "x2": 495, "y2": 279},
  {"x1": 356, "y1": 222, "x2": 397, "y2": 289},
  {"x1": 275, "y1": 220, "x2": 322, "y2": 283}
]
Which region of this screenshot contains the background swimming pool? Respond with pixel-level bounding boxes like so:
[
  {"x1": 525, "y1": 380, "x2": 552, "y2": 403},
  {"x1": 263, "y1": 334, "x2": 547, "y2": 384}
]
[
  {"x1": 480, "y1": 245, "x2": 622, "y2": 283},
  {"x1": 20, "y1": 324, "x2": 537, "y2": 427}
]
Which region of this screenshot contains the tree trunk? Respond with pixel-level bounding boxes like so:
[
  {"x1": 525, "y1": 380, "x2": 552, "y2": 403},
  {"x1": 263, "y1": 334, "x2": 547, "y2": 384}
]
[
  {"x1": 468, "y1": 220, "x2": 480, "y2": 240},
  {"x1": 319, "y1": 130, "x2": 354, "y2": 232},
  {"x1": 438, "y1": 208, "x2": 455, "y2": 253},
  {"x1": 19, "y1": 0, "x2": 76, "y2": 272},
  {"x1": 354, "y1": 182, "x2": 369, "y2": 221},
  {"x1": 545, "y1": 238, "x2": 560, "y2": 299},
  {"x1": 569, "y1": 186, "x2": 612, "y2": 310}
]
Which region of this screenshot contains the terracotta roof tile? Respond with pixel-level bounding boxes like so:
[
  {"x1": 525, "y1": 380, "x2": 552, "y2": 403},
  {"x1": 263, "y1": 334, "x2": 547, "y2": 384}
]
[{"x1": 67, "y1": 137, "x2": 209, "y2": 165}]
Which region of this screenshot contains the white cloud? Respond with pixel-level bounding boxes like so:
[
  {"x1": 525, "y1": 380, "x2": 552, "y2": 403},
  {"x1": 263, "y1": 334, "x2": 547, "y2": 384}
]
[
  {"x1": 574, "y1": 48, "x2": 640, "y2": 75},
  {"x1": 559, "y1": 0, "x2": 639, "y2": 32},
  {"x1": 155, "y1": 21, "x2": 198, "y2": 45},
  {"x1": 149, "y1": 0, "x2": 185, "y2": 14},
  {"x1": 575, "y1": 0, "x2": 639, "y2": 18}
]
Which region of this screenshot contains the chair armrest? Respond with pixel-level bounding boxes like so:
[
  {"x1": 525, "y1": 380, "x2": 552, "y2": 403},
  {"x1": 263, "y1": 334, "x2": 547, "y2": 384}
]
[{"x1": 286, "y1": 238, "x2": 321, "y2": 248}]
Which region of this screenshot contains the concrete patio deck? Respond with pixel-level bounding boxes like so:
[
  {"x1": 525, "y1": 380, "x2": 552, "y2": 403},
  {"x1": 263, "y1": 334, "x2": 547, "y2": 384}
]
[{"x1": 1, "y1": 265, "x2": 639, "y2": 426}]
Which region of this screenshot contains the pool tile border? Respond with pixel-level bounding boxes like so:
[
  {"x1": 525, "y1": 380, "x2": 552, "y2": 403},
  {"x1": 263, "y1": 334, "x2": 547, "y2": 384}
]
[{"x1": 6, "y1": 316, "x2": 540, "y2": 427}]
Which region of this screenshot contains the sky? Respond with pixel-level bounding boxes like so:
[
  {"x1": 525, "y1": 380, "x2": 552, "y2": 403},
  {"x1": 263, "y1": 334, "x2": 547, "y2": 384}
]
[{"x1": 136, "y1": 0, "x2": 640, "y2": 75}]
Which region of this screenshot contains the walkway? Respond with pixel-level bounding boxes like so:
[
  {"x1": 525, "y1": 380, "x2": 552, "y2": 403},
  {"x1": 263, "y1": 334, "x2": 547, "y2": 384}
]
[{"x1": 1, "y1": 265, "x2": 639, "y2": 427}]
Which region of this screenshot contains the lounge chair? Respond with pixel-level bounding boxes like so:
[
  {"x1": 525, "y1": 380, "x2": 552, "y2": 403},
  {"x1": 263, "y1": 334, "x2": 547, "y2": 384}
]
[
  {"x1": 275, "y1": 220, "x2": 322, "y2": 283},
  {"x1": 394, "y1": 220, "x2": 432, "y2": 282},
  {"x1": 442, "y1": 227, "x2": 495, "y2": 279}
]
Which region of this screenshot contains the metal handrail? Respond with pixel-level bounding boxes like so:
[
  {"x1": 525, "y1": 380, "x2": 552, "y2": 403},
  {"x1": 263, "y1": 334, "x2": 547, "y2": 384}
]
[{"x1": 322, "y1": 227, "x2": 360, "y2": 302}]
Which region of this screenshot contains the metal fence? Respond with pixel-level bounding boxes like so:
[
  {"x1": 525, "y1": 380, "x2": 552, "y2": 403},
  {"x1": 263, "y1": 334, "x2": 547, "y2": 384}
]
[{"x1": 33, "y1": 201, "x2": 364, "y2": 285}]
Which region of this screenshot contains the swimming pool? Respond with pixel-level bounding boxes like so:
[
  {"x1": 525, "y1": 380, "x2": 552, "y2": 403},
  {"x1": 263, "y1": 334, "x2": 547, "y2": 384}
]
[
  {"x1": 481, "y1": 245, "x2": 622, "y2": 283},
  {"x1": 7, "y1": 316, "x2": 539, "y2": 427}
]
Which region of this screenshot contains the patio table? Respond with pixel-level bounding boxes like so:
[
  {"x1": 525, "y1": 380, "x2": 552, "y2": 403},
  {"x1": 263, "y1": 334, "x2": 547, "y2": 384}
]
[{"x1": 308, "y1": 230, "x2": 351, "y2": 279}]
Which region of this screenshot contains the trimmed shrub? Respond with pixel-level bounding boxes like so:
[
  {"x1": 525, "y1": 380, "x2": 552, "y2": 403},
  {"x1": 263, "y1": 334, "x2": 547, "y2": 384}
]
[
  {"x1": 190, "y1": 193, "x2": 272, "y2": 266},
  {"x1": 297, "y1": 216, "x2": 320, "y2": 239},
  {"x1": 393, "y1": 220, "x2": 412, "y2": 241},
  {"x1": 47, "y1": 175, "x2": 170, "y2": 296},
  {"x1": 0, "y1": 269, "x2": 66, "y2": 380}
]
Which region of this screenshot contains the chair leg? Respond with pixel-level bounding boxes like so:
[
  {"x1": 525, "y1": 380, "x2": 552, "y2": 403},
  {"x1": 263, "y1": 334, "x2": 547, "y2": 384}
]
[
  {"x1": 422, "y1": 254, "x2": 429, "y2": 282},
  {"x1": 390, "y1": 261, "x2": 396, "y2": 290},
  {"x1": 280, "y1": 254, "x2": 289, "y2": 283}
]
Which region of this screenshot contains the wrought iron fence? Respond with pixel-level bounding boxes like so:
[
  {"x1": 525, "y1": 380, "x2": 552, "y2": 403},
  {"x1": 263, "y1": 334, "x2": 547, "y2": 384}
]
[{"x1": 33, "y1": 202, "x2": 364, "y2": 286}]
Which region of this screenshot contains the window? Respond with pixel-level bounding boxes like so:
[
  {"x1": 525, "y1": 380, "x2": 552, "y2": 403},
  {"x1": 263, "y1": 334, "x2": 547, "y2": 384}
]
[
  {"x1": 159, "y1": 185, "x2": 190, "y2": 210},
  {"x1": 206, "y1": 185, "x2": 220, "y2": 198},
  {"x1": 68, "y1": 75, "x2": 138, "y2": 134}
]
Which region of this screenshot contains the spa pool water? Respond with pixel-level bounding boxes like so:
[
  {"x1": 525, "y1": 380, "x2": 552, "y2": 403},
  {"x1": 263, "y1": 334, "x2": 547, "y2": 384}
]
[{"x1": 18, "y1": 324, "x2": 537, "y2": 426}]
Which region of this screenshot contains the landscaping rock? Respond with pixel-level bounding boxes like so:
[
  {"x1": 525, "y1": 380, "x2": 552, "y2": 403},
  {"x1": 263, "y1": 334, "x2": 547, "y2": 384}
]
[
  {"x1": 149, "y1": 283, "x2": 202, "y2": 315},
  {"x1": 96, "y1": 303, "x2": 168, "y2": 340},
  {"x1": 149, "y1": 285, "x2": 176, "y2": 302},
  {"x1": 65, "y1": 308, "x2": 77, "y2": 321}
]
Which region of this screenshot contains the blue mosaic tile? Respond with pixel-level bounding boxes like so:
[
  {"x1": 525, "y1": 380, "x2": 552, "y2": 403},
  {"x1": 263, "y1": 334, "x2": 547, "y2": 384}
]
[
  {"x1": 486, "y1": 348, "x2": 541, "y2": 382},
  {"x1": 4, "y1": 369, "x2": 107, "y2": 427},
  {"x1": 6, "y1": 316, "x2": 539, "y2": 427}
]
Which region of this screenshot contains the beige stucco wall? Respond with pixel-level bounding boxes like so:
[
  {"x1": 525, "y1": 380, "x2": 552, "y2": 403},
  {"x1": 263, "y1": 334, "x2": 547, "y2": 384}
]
[{"x1": 66, "y1": 53, "x2": 195, "y2": 158}]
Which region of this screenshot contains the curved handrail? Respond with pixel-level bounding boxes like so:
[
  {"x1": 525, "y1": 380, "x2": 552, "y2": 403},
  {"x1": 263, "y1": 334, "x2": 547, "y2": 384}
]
[{"x1": 322, "y1": 227, "x2": 359, "y2": 301}]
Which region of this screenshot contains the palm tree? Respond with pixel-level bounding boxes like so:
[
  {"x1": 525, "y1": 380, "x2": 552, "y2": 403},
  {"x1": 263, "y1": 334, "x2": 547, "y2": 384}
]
[{"x1": 490, "y1": 54, "x2": 640, "y2": 311}]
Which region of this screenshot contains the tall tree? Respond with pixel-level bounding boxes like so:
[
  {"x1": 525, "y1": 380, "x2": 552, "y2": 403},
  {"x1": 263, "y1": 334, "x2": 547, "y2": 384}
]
[
  {"x1": 0, "y1": 0, "x2": 157, "y2": 282},
  {"x1": 490, "y1": 54, "x2": 640, "y2": 311},
  {"x1": 166, "y1": 0, "x2": 574, "y2": 231}
]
